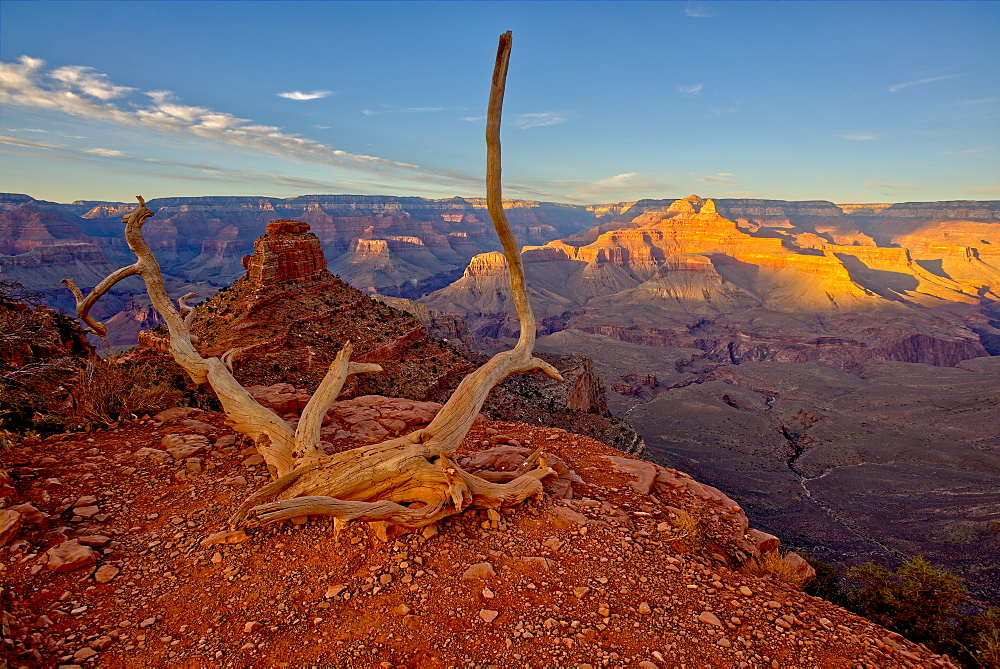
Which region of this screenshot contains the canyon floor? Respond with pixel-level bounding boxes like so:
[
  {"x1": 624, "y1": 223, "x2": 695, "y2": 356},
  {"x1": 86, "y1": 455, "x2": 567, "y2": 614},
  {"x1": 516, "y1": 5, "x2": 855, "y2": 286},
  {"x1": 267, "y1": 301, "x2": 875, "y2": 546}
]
[
  {"x1": 536, "y1": 330, "x2": 1000, "y2": 606},
  {"x1": 1, "y1": 405, "x2": 956, "y2": 668}
]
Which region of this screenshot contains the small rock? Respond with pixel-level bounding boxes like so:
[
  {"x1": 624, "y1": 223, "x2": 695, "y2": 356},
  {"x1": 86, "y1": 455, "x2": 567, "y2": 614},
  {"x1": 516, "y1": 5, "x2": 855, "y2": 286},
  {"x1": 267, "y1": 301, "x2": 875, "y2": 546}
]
[
  {"x1": 74, "y1": 495, "x2": 98, "y2": 507},
  {"x1": 478, "y1": 609, "x2": 499, "y2": 623},
  {"x1": 324, "y1": 584, "x2": 347, "y2": 598},
  {"x1": 738, "y1": 585, "x2": 753, "y2": 596},
  {"x1": 638, "y1": 602, "x2": 652, "y2": 615},
  {"x1": 94, "y1": 565, "x2": 119, "y2": 583},
  {"x1": 244, "y1": 621, "x2": 262, "y2": 633},
  {"x1": 0, "y1": 509, "x2": 23, "y2": 547},
  {"x1": 461, "y1": 562, "x2": 496, "y2": 580},
  {"x1": 139, "y1": 617, "x2": 156, "y2": 628},
  {"x1": 573, "y1": 586, "x2": 591, "y2": 598},
  {"x1": 184, "y1": 458, "x2": 203, "y2": 474},
  {"x1": 242, "y1": 454, "x2": 265, "y2": 467},
  {"x1": 211, "y1": 552, "x2": 223, "y2": 564},
  {"x1": 638, "y1": 663, "x2": 658, "y2": 669},
  {"x1": 74, "y1": 647, "x2": 99, "y2": 661},
  {"x1": 482, "y1": 587, "x2": 495, "y2": 599},
  {"x1": 597, "y1": 603, "x2": 611, "y2": 617},
  {"x1": 90, "y1": 635, "x2": 114, "y2": 650},
  {"x1": 392, "y1": 604, "x2": 412, "y2": 616},
  {"x1": 77, "y1": 535, "x2": 112, "y2": 548},
  {"x1": 46, "y1": 540, "x2": 98, "y2": 572},
  {"x1": 201, "y1": 529, "x2": 249, "y2": 547},
  {"x1": 698, "y1": 611, "x2": 723, "y2": 627},
  {"x1": 717, "y1": 637, "x2": 732, "y2": 647},
  {"x1": 72, "y1": 506, "x2": 100, "y2": 519}
]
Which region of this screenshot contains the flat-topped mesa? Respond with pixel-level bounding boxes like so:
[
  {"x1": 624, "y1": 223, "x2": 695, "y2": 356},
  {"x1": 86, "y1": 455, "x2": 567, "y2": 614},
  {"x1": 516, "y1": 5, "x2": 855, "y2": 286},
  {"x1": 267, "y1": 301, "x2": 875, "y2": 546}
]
[
  {"x1": 463, "y1": 251, "x2": 509, "y2": 278},
  {"x1": 241, "y1": 219, "x2": 327, "y2": 287}
]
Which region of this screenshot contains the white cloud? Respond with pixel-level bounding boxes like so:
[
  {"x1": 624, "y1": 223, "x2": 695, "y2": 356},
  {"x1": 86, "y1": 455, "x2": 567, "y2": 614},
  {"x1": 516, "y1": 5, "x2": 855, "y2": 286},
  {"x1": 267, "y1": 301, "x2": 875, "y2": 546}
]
[
  {"x1": 278, "y1": 90, "x2": 333, "y2": 101},
  {"x1": 83, "y1": 147, "x2": 125, "y2": 157},
  {"x1": 514, "y1": 112, "x2": 571, "y2": 129},
  {"x1": 692, "y1": 172, "x2": 738, "y2": 185},
  {"x1": 0, "y1": 134, "x2": 58, "y2": 150},
  {"x1": 573, "y1": 172, "x2": 676, "y2": 200},
  {"x1": 0, "y1": 55, "x2": 487, "y2": 192},
  {"x1": 684, "y1": 2, "x2": 715, "y2": 17},
  {"x1": 49, "y1": 65, "x2": 135, "y2": 100},
  {"x1": 677, "y1": 84, "x2": 703, "y2": 96},
  {"x1": 888, "y1": 74, "x2": 963, "y2": 93},
  {"x1": 840, "y1": 133, "x2": 879, "y2": 141}
]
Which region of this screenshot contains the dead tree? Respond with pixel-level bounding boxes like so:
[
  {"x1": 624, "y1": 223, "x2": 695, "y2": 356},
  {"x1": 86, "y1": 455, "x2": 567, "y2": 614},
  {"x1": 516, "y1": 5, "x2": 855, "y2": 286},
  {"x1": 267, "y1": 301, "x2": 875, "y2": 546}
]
[{"x1": 63, "y1": 32, "x2": 564, "y2": 539}]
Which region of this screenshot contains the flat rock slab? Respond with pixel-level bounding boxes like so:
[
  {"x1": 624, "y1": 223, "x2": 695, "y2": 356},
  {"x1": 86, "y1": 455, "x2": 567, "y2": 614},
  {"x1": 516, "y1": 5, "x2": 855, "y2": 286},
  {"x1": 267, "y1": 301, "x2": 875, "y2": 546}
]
[
  {"x1": 46, "y1": 539, "x2": 98, "y2": 572},
  {"x1": 0, "y1": 509, "x2": 23, "y2": 547}
]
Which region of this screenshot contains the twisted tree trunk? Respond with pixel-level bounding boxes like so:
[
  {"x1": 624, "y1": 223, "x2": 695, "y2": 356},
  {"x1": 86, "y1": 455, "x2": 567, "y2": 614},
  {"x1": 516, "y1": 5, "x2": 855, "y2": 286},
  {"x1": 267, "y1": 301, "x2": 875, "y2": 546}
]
[{"x1": 64, "y1": 31, "x2": 560, "y2": 541}]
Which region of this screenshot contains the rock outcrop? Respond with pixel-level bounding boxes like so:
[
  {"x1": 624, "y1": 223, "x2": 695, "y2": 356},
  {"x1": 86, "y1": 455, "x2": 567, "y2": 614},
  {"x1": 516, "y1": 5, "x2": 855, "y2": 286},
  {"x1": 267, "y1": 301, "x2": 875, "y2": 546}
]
[
  {"x1": 424, "y1": 195, "x2": 998, "y2": 369},
  {"x1": 241, "y1": 220, "x2": 326, "y2": 286}
]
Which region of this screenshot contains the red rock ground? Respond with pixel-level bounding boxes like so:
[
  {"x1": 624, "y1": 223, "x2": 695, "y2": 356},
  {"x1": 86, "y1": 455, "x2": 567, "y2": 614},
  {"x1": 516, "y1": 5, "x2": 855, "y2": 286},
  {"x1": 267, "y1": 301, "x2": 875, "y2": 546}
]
[{"x1": 2, "y1": 406, "x2": 957, "y2": 668}]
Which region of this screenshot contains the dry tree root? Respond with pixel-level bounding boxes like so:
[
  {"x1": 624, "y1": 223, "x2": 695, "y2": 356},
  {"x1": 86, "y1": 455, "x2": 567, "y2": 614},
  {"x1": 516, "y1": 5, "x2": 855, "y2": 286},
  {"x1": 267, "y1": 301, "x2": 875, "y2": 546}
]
[{"x1": 63, "y1": 31, "x2": 565, "y2": 543}]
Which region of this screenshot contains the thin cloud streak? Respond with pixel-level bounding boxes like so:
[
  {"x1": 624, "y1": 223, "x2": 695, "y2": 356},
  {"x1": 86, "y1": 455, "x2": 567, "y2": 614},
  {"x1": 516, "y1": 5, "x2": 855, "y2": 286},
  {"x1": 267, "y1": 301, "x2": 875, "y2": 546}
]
[
  {"x1": 684, "y1": 2, "x2": 715, "y2": 18},
  {"x1": 677, "y1": 84, "x2": 703, "y2": 96},
  {"x1": 863, "y1": 181, "x2": 920, "y2": 191},
  {"x1": 277, "y1": 90, "x2": 333, "y2": 101},
  {"x1": 572, "y1": 172, "x2": 676, "y2": 201},
  {"x1": 514, "y1": 112, "x2": 571, "y2": 129},
  {"x1": 887, "y1": 74, "x2": 962, "y2": 93},
  {"x1": 692, "y1": 172, "x2": 738, "y2": 185},
  {"x1": 840, "y1": 134, "x2": 879, "y2": 141}
]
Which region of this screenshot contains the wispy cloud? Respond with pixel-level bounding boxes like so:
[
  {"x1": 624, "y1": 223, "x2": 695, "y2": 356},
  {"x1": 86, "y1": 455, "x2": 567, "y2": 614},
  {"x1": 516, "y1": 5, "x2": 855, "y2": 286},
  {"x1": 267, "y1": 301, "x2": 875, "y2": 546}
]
[
  {"x1": 514, "y1": 112, "x2": 571, "y2": 129},
  {"x1": 940, "y1": 147, "x2": 988, "y2": 156},
  {"x1": 692, "y1": 172, "x2": 738, "y2": 185},
  {"x1": 277, "y1": 90, "x2": 333, "y2": 101},
  {"x1": 0, "y1": 134, "x2": 59, "y2": 150},
  {"x1": 2, "y1": 134, "x2": 123, "y2": 158},
  {"x1": 957, "y1": 97, "x2": 1000, "y2": 105},
  {"x1": 839, "y1": 133, "x2": 879, "y2": 141},
  {"x1": 573, "y1": 172, "x2": 675, "y2": 201},
  {"x1": 684, "y1": 2, "x2": 716, "y2": 17},
  {"x1": 677, "y1": 84, "x2": 703, "y2": 97},
  {"x1": 0, "y1": 55, "x2": 488, "y2": 192},
  {"x1": 362, "y1": 106, "x2": 464, "y2": 115},
  {"x1": 461, "y1": 115, "x2": 486, "y2": 122},
  {"x1": 887, "y1": 74, "x2": 963, "y2": 93},
  {"x1": 83, "y1": 147, "x2": 125, "y2": 157},
  {"x1": 863, "y1": 181, "x2": 920, "y2": 191}
]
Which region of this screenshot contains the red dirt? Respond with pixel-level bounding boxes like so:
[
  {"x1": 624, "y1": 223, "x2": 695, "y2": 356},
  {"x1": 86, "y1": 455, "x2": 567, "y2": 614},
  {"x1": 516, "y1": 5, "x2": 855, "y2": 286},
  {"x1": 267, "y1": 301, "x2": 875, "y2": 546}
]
[{"x1": 2, "y1": 410, "x2": 956, "y2": 668}]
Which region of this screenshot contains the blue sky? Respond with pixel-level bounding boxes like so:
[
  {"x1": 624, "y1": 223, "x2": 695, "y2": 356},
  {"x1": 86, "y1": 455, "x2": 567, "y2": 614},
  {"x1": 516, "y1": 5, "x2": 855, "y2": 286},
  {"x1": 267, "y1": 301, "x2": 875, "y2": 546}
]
[{"x1": 1, "y1": 1, "x2": 998, "y2": 204}]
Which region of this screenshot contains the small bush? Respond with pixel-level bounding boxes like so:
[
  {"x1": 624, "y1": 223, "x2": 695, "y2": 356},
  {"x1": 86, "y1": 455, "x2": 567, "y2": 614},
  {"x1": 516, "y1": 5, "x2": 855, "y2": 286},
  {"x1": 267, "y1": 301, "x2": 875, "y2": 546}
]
[
  {"x1": 69, "y1": 357, "x2": 182, "y2": 427},
  {"x1": 745, "y1": 549, "x2": 811, "y2": 587}
]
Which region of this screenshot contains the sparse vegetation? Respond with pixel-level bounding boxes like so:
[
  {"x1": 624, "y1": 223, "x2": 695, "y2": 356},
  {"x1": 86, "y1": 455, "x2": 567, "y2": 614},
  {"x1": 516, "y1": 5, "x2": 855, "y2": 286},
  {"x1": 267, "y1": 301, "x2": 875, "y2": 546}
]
[
  {"x1": 745, "y1": 549, "x2": 811, "y2": 586},
  {"x1": 801, "y1": 554, "x2": 1000, "y2": 668},
  {"x1": 68, "y1": 356, "x2": 183, "y2": 428}
]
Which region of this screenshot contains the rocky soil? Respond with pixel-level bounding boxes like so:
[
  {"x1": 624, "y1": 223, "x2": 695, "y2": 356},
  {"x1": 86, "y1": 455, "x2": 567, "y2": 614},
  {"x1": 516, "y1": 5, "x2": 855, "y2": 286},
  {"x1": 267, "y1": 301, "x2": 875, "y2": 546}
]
[{"x1": 1, "y1": 401, "x2": 957, "y2": 668}]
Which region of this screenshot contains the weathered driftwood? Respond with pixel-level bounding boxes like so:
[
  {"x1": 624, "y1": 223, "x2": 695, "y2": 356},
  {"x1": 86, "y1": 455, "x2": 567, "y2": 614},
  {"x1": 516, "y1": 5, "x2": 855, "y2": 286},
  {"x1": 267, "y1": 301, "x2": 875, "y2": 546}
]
[{"x1": 64, "y1": 31, "x2": 563, "y2": 538}]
